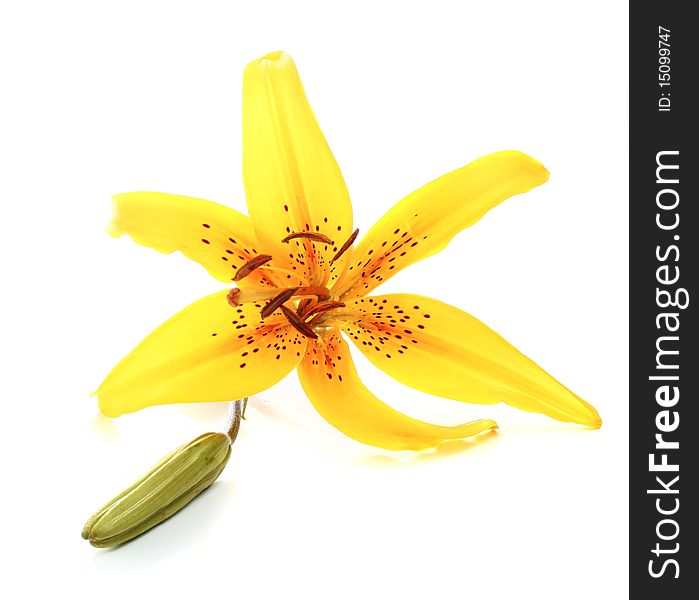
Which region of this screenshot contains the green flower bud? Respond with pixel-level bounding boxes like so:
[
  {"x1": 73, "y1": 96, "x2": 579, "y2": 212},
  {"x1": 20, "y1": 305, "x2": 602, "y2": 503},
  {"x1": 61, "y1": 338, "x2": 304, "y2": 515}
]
[{"x1": 82, "y1": 432, "x2": 231, "y2": 548}]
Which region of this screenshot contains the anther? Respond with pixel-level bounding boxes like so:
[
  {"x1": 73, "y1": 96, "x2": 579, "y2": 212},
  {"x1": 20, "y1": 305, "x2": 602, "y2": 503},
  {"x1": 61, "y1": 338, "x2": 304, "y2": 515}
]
[
  {"x1": 281, "y1": 306, "x2": 318, "y2": 339},
  {"x1": 234, "y1": 254, "x2": 273, "y2": 281},
  {"x1": 261, "y1": 287, "x2": 298, "y2": 318},
  {"x1": 297, "y1": 297, "x2": 314, "y2": 317},
  {"x1": 302, "y1": 300, "x2": 346, "y2": 321},
  {"x1": 281, "y1": 232, "x2": 334, "y2": 245},
  {"x1": 330, "y1": 228, "x2": 359, "y2": 264},
  {"x1": 294, "y1": 286, "x2": 332, "y2": 302}
]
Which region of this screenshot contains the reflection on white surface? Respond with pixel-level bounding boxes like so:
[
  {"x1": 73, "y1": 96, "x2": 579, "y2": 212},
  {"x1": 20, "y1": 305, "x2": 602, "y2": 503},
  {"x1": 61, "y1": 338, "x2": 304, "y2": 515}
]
[
  {"x1": 92, "y1": 411, "x2": 121, "y2": 443},
  {"x1": 356, "y1": 429, "x2": 500, "y2": 467}
]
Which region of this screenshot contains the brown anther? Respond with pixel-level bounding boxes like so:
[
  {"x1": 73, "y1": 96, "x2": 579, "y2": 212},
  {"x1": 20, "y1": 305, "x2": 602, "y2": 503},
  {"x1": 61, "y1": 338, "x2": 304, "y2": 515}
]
[
  {"x1": 227, "y1": 288, "x2": 241, "y2": 307},
  {"x1": 234, "y1": 254, "x2": 273, "y2": 281},
  {"x1": 281, "y1": 305, "x2": 318, "y2": 339},
  {"x1": 296, "y1": 297, "x2": 314, "y2": 317},
  {"x1": 261, "y1": 287, "x2": 298, "y2": 318},
  {"x1": 302, "y1": 300, "x2": 346, "y2": 321},
  {"x1": 330, "y1": 228, "x2": 359, "y2": 264},
  {"x1": 281, "y1": 232, "x2": 334, "y2": 245}
]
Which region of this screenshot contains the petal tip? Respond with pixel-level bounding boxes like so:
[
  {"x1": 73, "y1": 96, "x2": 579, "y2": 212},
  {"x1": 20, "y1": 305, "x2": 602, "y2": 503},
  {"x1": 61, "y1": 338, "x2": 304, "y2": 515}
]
[
  {"x1": 107, "y1": 195, "x2": 128, "y2": 238},
  {"x1": 497, "y1": 150, "x2": 550, "y2": 186},
  {"x1": 106, "y1": 221, "x2": 125, "y2": 239},
  {"x1": 577, "y1": 398, "x2": 602, "y2": 429},
  {"x1": 94, "y1": 383, "x2": 123, "y2": 418},
  {"x1": 244, "y1": 51, "x2": 299, "y2": 93},
  {"x1": 536, "y1": 162, "x2": 550, "y2": 184},
  {"x1": 586, "y1": 413, "x2": 603, "y2": 430},
  {"x1": 256, "y1": 50, "x2": 287, "y2": 64},
  {"x1": 536, "y1": 161, "x2": 550, "y2": 184},
  {"x1": 248, "y1": 50, "x2": 294, "y2": 73},
  {"x1": 514, "y1": 150, "x2": 550, "y2": 185},
  {"x1": 97, "y1": 395, "x2": 122, "y2": 419},
  {"x1": 567, "y1": 407, "x2": 601, "y2": 429}
]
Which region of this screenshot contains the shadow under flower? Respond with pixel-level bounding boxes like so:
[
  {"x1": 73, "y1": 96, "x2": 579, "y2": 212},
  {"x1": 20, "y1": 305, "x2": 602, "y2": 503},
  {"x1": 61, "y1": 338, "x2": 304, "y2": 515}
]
[
  {"x1": 175, "y1": 400, "x2": 230, "y2": 423},
  {"x1": 251, "y1": 396, "x2": 302, "y2": 431},
  {"x1": 356, "y1": 428, "x2": 500, "y2": 468}
]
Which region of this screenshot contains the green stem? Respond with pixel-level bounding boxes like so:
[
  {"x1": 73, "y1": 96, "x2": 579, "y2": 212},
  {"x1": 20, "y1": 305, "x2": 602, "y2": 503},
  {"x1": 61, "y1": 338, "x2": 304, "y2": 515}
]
[{"x1": 225, "y1": 399, "x2": 247, "y2": 444}]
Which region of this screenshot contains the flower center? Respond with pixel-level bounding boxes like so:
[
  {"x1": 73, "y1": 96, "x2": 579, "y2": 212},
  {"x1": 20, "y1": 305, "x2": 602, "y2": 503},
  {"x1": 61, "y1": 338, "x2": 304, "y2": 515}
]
[{"x1": 226, "y1": 229, "x2": 360, "y2": 339}]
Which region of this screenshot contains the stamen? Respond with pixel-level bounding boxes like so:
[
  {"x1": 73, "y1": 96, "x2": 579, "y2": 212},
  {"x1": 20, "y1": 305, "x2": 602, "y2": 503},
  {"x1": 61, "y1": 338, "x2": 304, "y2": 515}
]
[
  {"x1": 260, "y1": 287, "x2": 298, "y2": 318},
  {"x1": 305, "y1": 313, "x2": 327, "y2": 328},
  {"x1": 296, "y1": 297, "x2": 314, "y2": 317},
  {"x1": 302, "y1": 300, "x2": 346, "y2": 321},
  {"x1": 294, "y1": 286, "x2": 332, "y2": 302},
  {"x1": 281, "y1": 232, "x2": 334, "y2": 245},
  {"x1": 330, "y1": 228, "x2": 359, "y2": 264},
  {"x1": 234, "y1": 254, "x2": 273, "y2": 281},
  {"x1": 281, "y1": 306, "x2": 318, "y2": 339}
]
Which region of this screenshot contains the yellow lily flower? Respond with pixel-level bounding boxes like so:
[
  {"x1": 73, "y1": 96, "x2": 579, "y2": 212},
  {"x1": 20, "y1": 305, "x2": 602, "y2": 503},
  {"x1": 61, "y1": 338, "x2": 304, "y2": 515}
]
[{"x1": 96, "y1": 51, "x2": 601, "y2": 451}]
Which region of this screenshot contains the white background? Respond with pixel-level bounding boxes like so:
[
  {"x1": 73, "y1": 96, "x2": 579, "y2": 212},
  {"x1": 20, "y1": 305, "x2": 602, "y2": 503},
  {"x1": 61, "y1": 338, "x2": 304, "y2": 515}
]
[{"x1": 0, "y1": 1, "x2": 628, "y2": 598}]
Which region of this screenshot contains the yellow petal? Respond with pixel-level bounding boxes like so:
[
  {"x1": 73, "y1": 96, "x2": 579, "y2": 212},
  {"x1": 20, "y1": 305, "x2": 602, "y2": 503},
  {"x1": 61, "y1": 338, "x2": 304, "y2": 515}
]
[
  {"x1": 297, "y1": 330, "x2": 498, "y2": 451},
  {"x1": 332, "y1": 151, "x2": 549, "y2": 298},
  {"x1": 243, "y1": 52, "x2": 353, "y2": 285},
  {"x1": 330, "y1": 294, "x2": 601, "y2": 428},
  {"x1": 109, "y1": 192, "x2": 276, "y2": 288},
  {"x1": 97, "y1": 291, "x2": 307, "y2": 417}
]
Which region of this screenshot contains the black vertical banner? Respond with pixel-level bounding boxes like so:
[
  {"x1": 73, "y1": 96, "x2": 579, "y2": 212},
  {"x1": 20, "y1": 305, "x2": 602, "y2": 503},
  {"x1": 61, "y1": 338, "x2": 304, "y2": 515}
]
[{"x1": 629, "y1": 3, "x2": 697, "y2": 596}]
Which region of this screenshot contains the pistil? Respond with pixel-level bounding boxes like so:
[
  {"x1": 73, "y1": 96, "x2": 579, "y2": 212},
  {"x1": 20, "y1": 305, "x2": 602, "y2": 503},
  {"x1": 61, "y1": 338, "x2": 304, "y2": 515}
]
[{"x1": 227, "y1": 287, "x2": 281, "y2": 307}]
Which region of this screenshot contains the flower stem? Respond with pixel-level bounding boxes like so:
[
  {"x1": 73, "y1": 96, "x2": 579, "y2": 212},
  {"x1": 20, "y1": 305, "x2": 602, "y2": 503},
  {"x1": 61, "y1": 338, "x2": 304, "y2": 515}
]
[{"x1": 225, "y1": 399, "x2": 248, "y2": 444}]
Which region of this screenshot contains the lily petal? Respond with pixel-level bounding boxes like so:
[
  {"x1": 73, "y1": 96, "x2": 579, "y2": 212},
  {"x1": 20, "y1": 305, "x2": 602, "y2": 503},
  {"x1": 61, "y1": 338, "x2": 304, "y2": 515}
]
[
  {"x1": 97, "y1": 291, "x2": 307, "y2": 417},
  {"x1": 332, "y1": 151, "x2": 549, "y2": 298},
  {"x1": 297, "y1": 330, "x2": 498, "y2": 451},
  {"x1": 329, "y1": 294, "x2": 601, "y2": 428},
  {"x1": 243, "y1": 52, "x2": 353, "y2": 285},
  {"x1": 109, "y1": 192, "x2": 275, "y2": 288}
]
